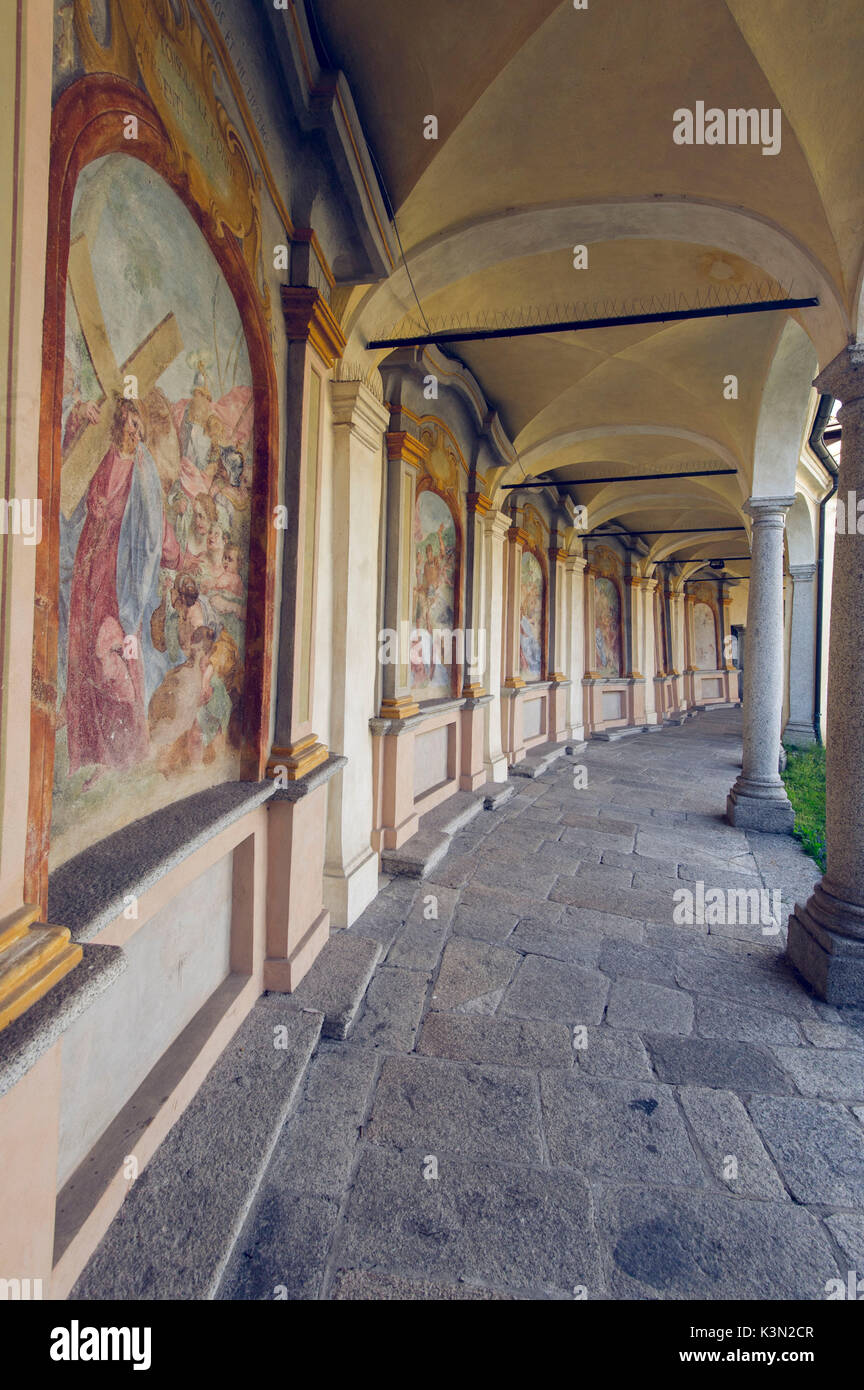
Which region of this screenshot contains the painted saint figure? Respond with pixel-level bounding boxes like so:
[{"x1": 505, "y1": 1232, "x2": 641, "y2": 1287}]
[{"x1": 64, "y1": 398, "x2": 180, "y2": 784}]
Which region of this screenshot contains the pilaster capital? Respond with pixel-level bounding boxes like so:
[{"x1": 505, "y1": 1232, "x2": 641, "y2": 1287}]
[
  {"x1": 789, "y1": 563, "x2": 817, "y2": 582},
  {"x1": 330, "y1": 377, "x2": 390, "y2": 446},
  {"x1": 483, "y1": 508, "x2": 512, "y2": 540},
  {"x1": 565, "y1": 555, "x2": 588, "y2": 575},
  {"x1": 386, "y1": 430, "x2": 428, "y2": 469},
  {"x1": 281, "y1": 286, "x2": 346, "y2": 368},
  {"x1": 507, "y1": 525, "x2": 530, "y2": 547},
  {"x1": 467, "y1": 491, "x2": 494, "y2": 516},
  {"x1": 813, "y1": 342, "x2": 864, "y2": 409}
]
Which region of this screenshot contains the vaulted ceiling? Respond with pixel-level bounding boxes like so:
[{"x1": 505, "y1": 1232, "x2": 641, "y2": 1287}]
[{"x1": 314, "y1": 0, "x2": 862, "y2": 575}]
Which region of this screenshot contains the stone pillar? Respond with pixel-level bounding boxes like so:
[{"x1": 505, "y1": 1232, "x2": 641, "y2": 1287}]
[
  {"x1": 547, "y1": 544, "x2": 569, "y2": 739},
  {"x1": 667, "y1": 585, "x2": 686, "y2": 709},
  {"x1": 784, "y1": 564, "x2": 818, "y2": 745},
  {"x1": 565, "y1": 555, "x2": 587, "y2": 740},
  {"x1": 501, "y1": 524, "x2": 527, "y2": 760},
  {"x1": 726, "y1": 496, "x2": 795, "y2": 832},
  {"x1": 323, "y1": 378, "x2": 390, "y2": 926},
  {"x1": 480, "y1": 509, "x2": 510, "y2": 781},
  {"x1": 265, "y1": 287, "x2": 346, "y2": 989},
  {"x1": 682, "y1": 591, "x2": 697, "y2": 706},
  {"x1": 788, "y1": 345, "x2": 864, "y2": 1001},
  {"x1": 643, "y1": 577, "x2": 660, "y2": 724}
]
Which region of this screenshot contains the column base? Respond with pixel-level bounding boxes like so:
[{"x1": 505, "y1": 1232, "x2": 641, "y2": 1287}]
[
  {"x1": 787, "y1": 887, "x2": 864, "y2": 1005},
  {"x1": 726, "y1": 784, "x2": 795, "y2": 833},
  {"x1": 323, "y1": 849, "x2": 380, "y2": 929}
]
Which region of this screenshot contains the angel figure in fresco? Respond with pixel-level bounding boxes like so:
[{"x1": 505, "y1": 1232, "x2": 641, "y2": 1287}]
[{"x1": 64, "y1": 397, "x2": 181, "y2": 787}]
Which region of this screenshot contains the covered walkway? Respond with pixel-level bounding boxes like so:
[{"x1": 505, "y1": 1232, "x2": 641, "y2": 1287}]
[{"x1": 75, "y1": 711, "x2": 864, "y2": 1300}]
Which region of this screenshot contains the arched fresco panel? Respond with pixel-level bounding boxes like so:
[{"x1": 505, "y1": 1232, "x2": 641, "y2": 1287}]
[
  {"x1": 409, "y1": 488, "x2": 458, "y2": 701},
  {"x1": 595, "y1": 575, "x2": 623, "y2": 676},
  {"x1": 693, "y1": 600, "x2": 719, "y2": 670},
  {"x1": 51, "y1": 154, "x2": 256, "y2": 866},
  {"x1": 519, "y1": 550, "x2": 544, "y2": 680}
]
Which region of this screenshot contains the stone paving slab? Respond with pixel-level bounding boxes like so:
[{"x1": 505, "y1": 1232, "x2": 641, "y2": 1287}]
[
  {"x1": 539, "y1": 1073, "x2": 706, "y2": 1186},
  {"x1": 606, "y1": 977, "x2": 695, "y2": 1036},
  {"x1": 365, "y1": 1055, "x2": 543, "y2": 1164},
  {"x1": 351, "y1": 967, "x2": 429, "y2": 1052},
  {"x1": 676, "y1": 1086, "x2": 788, "y2": 1200},
  {"x1": 746, "y1": 1095, "x2": 864, "y2": 1208},
  {"x1": 501, "y1": 953, "x2": 610, "y2": 1025},
  {"x1": 646, "y1": 1036, "x2": 795, "y2": 1094},
  {"x1": 333, "y1": 1144, "x2": 601, "y2": 1297},
  {"x1": 418, "y1": 1010, "x2": 574, "y2": 1069},
  {"x1": 432, "y1": 937, "x2": 521, "y2": 1013},
  {"x1": 595, "y1": 1184, "x2": 842, "y2": 1300}
]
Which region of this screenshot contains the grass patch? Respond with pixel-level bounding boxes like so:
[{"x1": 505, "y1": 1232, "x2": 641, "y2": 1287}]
[{"x1": 782, "y1": 741, "x2": 826, "y2": 872}]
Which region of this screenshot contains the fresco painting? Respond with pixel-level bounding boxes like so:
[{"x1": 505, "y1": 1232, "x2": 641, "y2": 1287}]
[
  {"x1": 693, "y1": 601, "x2": 718, "y2": 670},
  {"x1": 519, "y1": 550, "x2": 543, "y2": 680},
  {"x1": 409, "y1": 489, "x2": 458, "y2": 701},
  {"x1": 594, "y1": 575, "x2": 623, "y2": 676},
  {"x1": 51, "y1": 154, "x2": 255, "y2": 866}
]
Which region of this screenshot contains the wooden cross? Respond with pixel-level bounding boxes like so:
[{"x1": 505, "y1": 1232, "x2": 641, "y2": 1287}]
[{"x1": 60, "y1": 235, "x2": 184, "y2": 517}]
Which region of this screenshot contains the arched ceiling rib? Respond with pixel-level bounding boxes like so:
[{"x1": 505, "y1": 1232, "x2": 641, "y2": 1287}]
[{"x1": 313, "y1": 0, "x2": 859, "y2": 558}]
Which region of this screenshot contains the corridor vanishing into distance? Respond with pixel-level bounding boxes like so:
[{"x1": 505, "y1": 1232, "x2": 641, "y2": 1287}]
[{"x1": 75, "y1": 711, "x2": 864, "y2": 1301}]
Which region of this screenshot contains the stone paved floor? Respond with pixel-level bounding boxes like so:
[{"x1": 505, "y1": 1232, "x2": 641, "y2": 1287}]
[{"x1": 220, "y1": 709, "x2": 864, "y2": 1300}]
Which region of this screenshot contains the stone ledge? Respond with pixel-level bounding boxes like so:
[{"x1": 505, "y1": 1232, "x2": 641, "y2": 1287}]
[
  {"x1": 0, "y1": 943, "x2": 125, "y2": 1099},
  {"x1": 49, "y1": 780, "x2": 279, "y2": 944}
]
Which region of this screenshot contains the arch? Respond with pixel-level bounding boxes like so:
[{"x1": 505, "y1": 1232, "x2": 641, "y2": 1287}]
[
  {"x1": 346, "y1": 199, "x2": 849, "y2": 366},
  {"x1": 25, "y1": 75, "x2": 279, "y2": 906},
  {"x1": 785, "y1": 491, "x2": 818, "y2": 569},
  {"x1": 751, "y1": 319, "x2": 819, "y2": 498}
]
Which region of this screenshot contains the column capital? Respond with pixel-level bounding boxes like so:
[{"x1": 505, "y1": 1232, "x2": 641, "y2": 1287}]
[
  {"x1": 789, "y1": 563, "x2": 817, "y2": 582},
  {"x1": 745, "y1": 495, "x2": 796, "y2": 523},
  {"x1": 281, "y1": 286, "x2": 346, "y2": 368},
  {"x1": 813, "y1": 342, "x2": 864, "y2": 407},
  {"x1": 330, "y1": 377, "x2": 389, "y2": 445}
]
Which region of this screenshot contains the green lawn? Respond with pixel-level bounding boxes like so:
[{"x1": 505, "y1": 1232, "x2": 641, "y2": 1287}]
[{"x1": 781, "y1": 742, "x2": 826, "y2": 872}]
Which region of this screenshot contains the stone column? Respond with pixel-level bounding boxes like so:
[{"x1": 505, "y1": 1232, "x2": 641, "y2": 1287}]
[
  {"x1": 323, "y1": 378, "x2": 390, "y2": 926},
  {"x1": 788, "y1": 345, "x2": 864, "y2": 1001},
  {"x1": 726, "y1": 496, "x2": 795, "y2": 832},
  {"x1": 784, "y1": 564, "x2": 818, "y2": 745}
]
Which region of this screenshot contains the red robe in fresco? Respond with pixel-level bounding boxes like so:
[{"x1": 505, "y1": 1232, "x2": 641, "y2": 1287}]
[{"x1": 66, "y1": 445, "x2": 180, "y2": 773}]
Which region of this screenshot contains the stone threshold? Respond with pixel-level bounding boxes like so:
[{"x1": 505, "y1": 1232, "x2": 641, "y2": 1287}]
[
  {"x1": 510, "y1": 740, "x2": 583, "y2": 777},
  {"x1": 380, "y1": 789, "x2": 494, "y2": 879}
]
